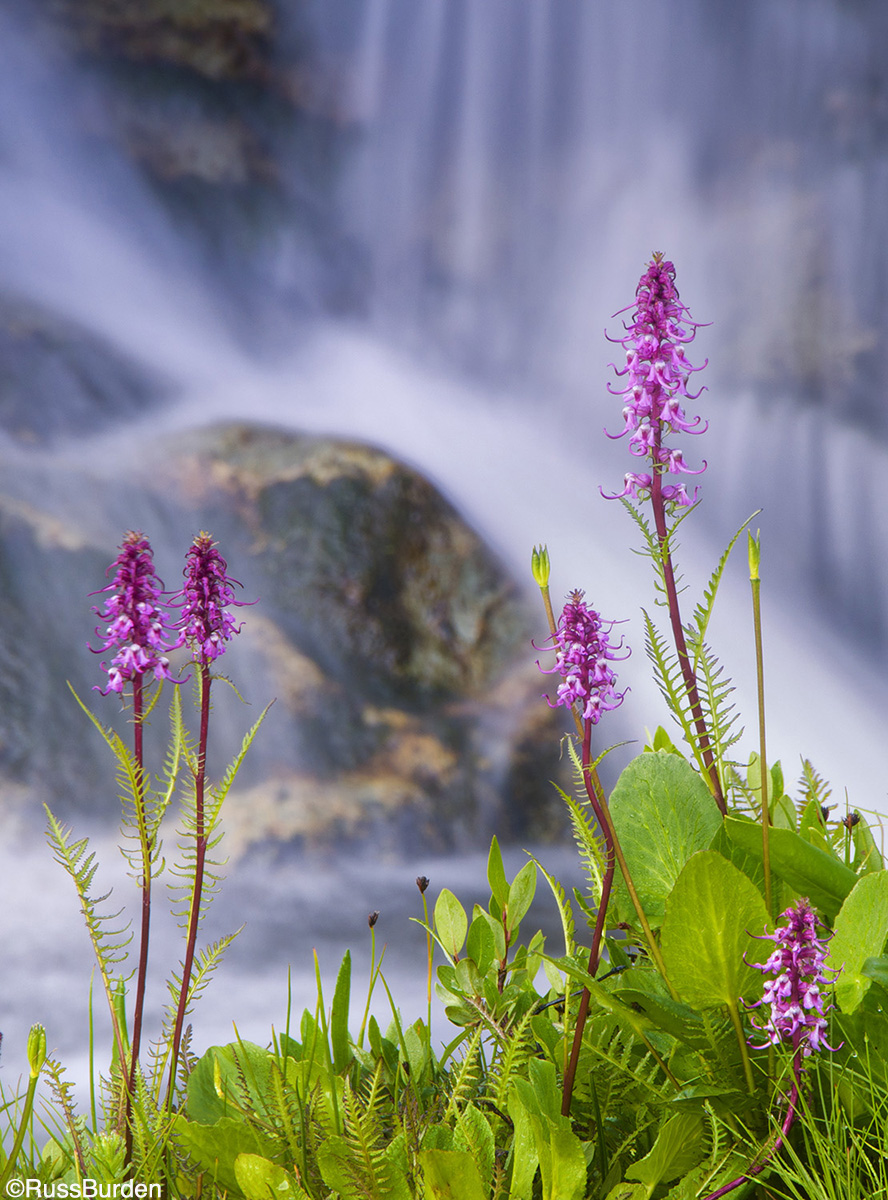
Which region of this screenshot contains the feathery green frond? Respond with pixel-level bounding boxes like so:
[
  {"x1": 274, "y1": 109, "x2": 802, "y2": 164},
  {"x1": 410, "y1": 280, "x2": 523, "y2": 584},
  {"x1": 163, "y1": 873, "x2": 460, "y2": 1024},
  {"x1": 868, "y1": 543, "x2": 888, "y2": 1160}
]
[
  {"x1": 152, "y1": 931, "x2": 241, "y2": 1098},
  {"x1": 642, "y1": 610, "x2": 701, "y2": 768},
  {"x1": 44, "y1": 808, "x2": 131, "y2": 1070},
  {"x1": 533, "y1": 854, "x2": 577, "y2": 960},
  {"x1": 797, "y1": 759, "x2": 833, "y2": 810},
  {"x1": 688, "y1": 513, "x2": 758, "y2": 670},
  {"x1": 489, "y1": 1008, "x2": 538, "y2": 1115},
  {"x1": 443, "y1": 1027, "x2": 485, "y2": 1122}
]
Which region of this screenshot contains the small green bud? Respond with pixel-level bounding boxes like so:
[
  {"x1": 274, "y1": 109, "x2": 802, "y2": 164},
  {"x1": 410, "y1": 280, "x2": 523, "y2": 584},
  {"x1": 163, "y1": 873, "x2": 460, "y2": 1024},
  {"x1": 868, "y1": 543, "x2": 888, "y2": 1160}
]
[
  {"x1": 747, "y1": 530, "x2": 761, "y2": 581},
  {"x1": 27, "y1": 1023, "x2": 47, "y2": 1078},
  {"x1": 531, "y1": 544, "x2": 550, "y2": 588}
]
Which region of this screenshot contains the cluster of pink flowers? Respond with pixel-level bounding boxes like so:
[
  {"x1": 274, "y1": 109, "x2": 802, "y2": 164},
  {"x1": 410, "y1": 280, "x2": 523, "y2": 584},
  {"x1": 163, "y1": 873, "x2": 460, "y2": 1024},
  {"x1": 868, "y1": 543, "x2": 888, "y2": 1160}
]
[
  {"x1": 172, "y1": 532, "x2": 248, "y2": 665},
  {"x1": 603, "y1": 253, "x2": 708, "y2": 509},
  {"x1": 92, "y1": 531, "x2": 175, "y2": 694},
  {"x1": 747, "y1": 899, "x2": 838, "y2": 1057},
  {"x1": 539, "y1": 590, "x2": 628, "y2": 725},
  {"x1": 93, "y1": 530, "x2": 247, "y2": 692}
]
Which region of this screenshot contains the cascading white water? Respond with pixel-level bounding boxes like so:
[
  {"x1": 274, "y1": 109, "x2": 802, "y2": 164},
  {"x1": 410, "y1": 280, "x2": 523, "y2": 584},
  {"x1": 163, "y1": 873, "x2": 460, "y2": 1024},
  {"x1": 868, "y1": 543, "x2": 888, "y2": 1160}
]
[{"x1": 2, "y1": 0, "x2": 888, "y2": 1096}]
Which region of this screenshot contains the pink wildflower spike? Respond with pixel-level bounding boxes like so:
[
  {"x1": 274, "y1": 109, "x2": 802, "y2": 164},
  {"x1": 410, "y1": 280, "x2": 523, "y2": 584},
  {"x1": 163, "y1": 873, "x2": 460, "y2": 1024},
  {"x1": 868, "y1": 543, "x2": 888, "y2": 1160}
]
[
  {"x1": 172, "y1": 532, "x2": 252, "y2": 665},
  {"x1": 602, "y1": 253, "x2": 708, "y2": 509},
  {"x1": 91, "y1": 531, "x2": 174, "y2": 694},
  {"x1": 538, "y1": 589, "x2": 629, "y2": 725},
  {"x1": 746, "y1": 898, "x2": 841, "y2": 1058}
]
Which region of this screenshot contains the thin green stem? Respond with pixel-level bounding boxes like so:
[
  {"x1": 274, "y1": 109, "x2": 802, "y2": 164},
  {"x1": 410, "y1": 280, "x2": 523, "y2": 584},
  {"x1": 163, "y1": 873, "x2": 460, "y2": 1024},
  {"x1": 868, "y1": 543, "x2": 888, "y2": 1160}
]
[
  {"x1": 125, "y1": 676, "x2": 151, "y2": 1158},
  {"x1": 650, "y1": 457, "x2": 727, "y2": 814},
  {"x1": 726, "y1": 999, "x2": 756, "y2": 1096},
  {"x1": 422, "y1": 890, "x2": 433, "y2": 1041},
  {"x1": 0, "y1": 1075, "x2": 39, "y2": 1191},
  {"x1": 749, "y1": 540, "x2": 772, "y2": 918},
  {"x1": 561, "y1": 726, "x2": 614, "y2": 1115},
  {"x1": 358, "y1": 920, "x2": 378, "y2": 1049}
]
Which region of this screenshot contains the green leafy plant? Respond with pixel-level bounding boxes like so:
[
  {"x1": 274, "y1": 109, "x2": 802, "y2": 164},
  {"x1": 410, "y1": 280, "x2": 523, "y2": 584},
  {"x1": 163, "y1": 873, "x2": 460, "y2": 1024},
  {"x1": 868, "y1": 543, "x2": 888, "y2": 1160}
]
[{"x1": 6, "y1": 254, "x2": 888, "y2": 1200}]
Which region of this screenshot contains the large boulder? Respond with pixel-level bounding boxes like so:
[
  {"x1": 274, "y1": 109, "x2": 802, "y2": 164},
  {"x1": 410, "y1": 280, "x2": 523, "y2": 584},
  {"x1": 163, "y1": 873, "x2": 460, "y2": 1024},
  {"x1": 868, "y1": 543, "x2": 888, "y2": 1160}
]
[
  {"x1": 0, "y1": 422, "x2": 568, "y2": 853},
  {"x1": 147, "y1": 423, "x2": 566, "y2": 854}
]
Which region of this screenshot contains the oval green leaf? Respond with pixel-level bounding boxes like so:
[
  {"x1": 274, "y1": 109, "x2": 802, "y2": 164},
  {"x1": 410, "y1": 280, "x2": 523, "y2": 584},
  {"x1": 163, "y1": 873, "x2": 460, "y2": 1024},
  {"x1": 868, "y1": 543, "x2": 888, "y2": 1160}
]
[
  {"x1": 609, "y1": 752, "x2": 723, "y2": 924},
  {"x1": 724, "y1": 816, "x2": 857, "y2": 917},
  {"x1": 435, "y1": 888, "x2": 467, "y2": 960},
  {"x1": 661, "y1": 850, "x2": 771, "y2": 1008},
  {"x1": 507, "y1": 860, "x2": 537, "y2": 935},
  {"x1": 827, "y1": 871, "x2": 888, "y2": 1013}
]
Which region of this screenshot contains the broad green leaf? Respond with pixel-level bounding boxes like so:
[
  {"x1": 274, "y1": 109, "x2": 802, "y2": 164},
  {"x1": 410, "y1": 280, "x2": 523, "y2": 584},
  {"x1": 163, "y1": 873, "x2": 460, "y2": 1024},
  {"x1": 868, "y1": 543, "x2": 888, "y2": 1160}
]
[
  {"x1": 724, "y1": 816, "x2": 856, "y2": 918},
  {"x1": 854, "y1": 816, "x2": 883, "y2": 874},
  {"x1": 330, "y1": 950, "x2": 352, "y2": 1073},
  {"x1": 828, "y1": 872, "x2": 888, "y2": 1012},
  {"x1": 661, "y1": 851, "x2": 771, "y2": 1009},
  {"x1": 648, "y1": 726, "x2": 683, "y2": 755},
  {"x1": 435, "y1": 889, "x2": 467, "y2": 960},
  {"x1": 798, "y1": 799, "x2": 831, "y2": 854},
  {"x1": 507, "y1": 1086, "x2": 539, "y2": 1200},
  {"x1": 235, "y1": 1153, "x2": 309, "y2": 1199},
  {"x1": 474, "y1": 906, "x2": 507, "y2": 960},
  {"x1": 626, "y1": 1113, "x2": 705, "y2": 1187},
  {"x1": 604, "y1": 1185, "x2": 648, "y2": 1200},
  {"x1": 534, "y1": 1120, "x2": 587, "y2": 1200},
  {"x1": 863, "y1": 956, "x2": 888, "y2": 992},
  {"x1": 513, "y1": 1066, "x2": 587, "y2": 1200},
  {"x1": 833, "y1": 983, "x2": 888, "y2": 1092},
  {"x1": 467, "y1": 913, "x2": 496, "y2": 976},
  {"x1": 507, "y1": 860, "x2": 537, "y2": 934},
  {"x1": 708, "y1": 822, "x2": 767, "y2": 901},
  {"x1": 174, "y1": 1116, "x2": 280, "y2": 1197},
  {"x1": 609, "y1": 752, "x2": 722, "y2": 924},
  {"x1": 771, "y1": 793, "x2": 796, "y2": 830},
  {"x1": 455, "y1": 956, "x2": 483, "y2": 995},
  {"x1": 454, "y1": 1104, "x2": 495, "y2": 1186},
  {"x1": 419, "y1": 1148, "x2": 487, "y2": 1200},
  {"x1": 186, "y1": 1042, "x2": 273, "y2": 1125},
  {"x1": 403, "y1": 1022, "x2": 429, "y2": 1084},
  {"x1": 488, "y1": 836, "x2": 510, "y2": 911},
  {"x1": 616, "y1": 988, "x2": 710, "y2": 1052}
]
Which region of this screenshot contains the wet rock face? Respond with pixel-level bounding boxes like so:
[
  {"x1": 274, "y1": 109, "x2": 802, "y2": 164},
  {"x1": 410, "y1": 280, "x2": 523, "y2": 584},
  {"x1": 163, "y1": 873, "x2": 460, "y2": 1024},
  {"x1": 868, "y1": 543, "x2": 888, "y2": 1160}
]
[
  {"x1": 173, "y1": 425, "x2": 526, "y2": 705},
  {"x1": 0, "y1": 421, "x2": 568, "y2": 852},
  {"x1": 0, "y1": 296, "x2": 169, "y2": 444},
  {"x1": 35, "y1": 0, "x2": 276, "y2": 84},
  {"x1": 152, "y1": 424, "x2": 566, "y2": 854}
]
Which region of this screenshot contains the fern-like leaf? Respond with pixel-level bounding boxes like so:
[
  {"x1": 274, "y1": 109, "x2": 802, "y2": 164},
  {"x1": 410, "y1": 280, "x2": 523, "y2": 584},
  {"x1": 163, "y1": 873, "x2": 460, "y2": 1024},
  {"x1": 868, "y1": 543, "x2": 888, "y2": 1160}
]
[
  {"x1": 443, "y1": 1027, "x2": 484, "y2": 1122},
  {"x1": 151, "y1": 931, "x2": 241, "y2": 1097},
  {"x1": 688, "y1": 513, "x2": 759, "y2": 671},
  {"x1": 642, "y1": 610, "x2": 701, "y2": 767},
  {"x1": 44, "y1": 808, "x2": 131, "y2": 1072},
  {"x1": 797, "y1": 758, "x2": 832, "y2": 810},
  {"x1": 533, "y1": 855, "x2": 578, "y2": 960}
]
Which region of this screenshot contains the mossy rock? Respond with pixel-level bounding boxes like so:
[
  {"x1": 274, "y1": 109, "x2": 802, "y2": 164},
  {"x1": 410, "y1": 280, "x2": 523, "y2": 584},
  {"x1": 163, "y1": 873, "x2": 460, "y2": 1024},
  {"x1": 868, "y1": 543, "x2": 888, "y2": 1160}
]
[{"x1": 165, "y1": 423, "x2": 529, "y2": 707}]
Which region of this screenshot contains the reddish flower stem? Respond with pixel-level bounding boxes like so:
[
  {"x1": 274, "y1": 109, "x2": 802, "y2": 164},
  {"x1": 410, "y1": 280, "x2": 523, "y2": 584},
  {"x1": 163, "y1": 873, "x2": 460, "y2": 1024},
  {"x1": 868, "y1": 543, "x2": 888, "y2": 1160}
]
[
  {"x1": 167, "y1": 662, "x2": 211, "y2": 1103},
  {"x1": 702, "y1": 1046, "x2": 801, "y2": 1199},
  {"x1": 562, "y1": 718, "x2": 615, "y2": 1116},
  {"x1": 125, "y1": 676, "x2": 152, "y2": 1151},
  {"x1": 650, "y1": 449, "x2": 727, "y2": 815}
]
